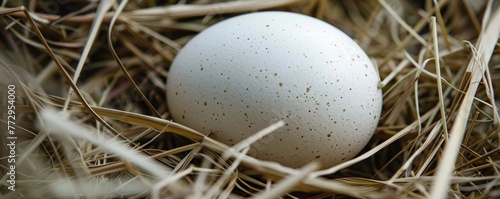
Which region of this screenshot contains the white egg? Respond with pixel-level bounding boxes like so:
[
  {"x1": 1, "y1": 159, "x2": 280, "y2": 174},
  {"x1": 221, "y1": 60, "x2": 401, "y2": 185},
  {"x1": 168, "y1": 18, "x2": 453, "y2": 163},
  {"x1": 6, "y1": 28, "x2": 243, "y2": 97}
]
[{"x1": 167, "y1": 11, "x2": 382, "y2": 168}]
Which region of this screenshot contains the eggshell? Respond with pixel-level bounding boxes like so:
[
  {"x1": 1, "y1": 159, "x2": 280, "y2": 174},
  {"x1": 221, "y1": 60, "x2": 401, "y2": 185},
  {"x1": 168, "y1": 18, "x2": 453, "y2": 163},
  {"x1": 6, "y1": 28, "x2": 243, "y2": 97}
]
[{"x1": 166, "y1": 11, "x2": 382, "y2": 168}]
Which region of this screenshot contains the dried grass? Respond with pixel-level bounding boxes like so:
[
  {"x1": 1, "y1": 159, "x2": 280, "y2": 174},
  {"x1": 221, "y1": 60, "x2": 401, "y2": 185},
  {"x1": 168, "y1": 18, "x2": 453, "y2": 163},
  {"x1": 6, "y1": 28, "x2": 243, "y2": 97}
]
[{"x1": 1, "y1": 0, "x2": 499, "y2": 198}]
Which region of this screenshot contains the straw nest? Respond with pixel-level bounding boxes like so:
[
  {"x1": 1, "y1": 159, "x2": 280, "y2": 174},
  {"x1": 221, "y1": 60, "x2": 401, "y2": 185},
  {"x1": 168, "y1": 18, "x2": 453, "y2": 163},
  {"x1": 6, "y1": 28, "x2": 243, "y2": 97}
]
[{"x1": 0, "y1": 0, "x2": 499, "y2": 198}]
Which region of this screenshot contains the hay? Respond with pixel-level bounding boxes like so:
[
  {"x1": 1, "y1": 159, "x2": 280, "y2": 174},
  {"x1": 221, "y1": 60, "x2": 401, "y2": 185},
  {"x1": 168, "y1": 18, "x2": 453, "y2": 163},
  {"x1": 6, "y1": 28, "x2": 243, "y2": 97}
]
[{"x1": 0, "y1": 0, "x2": 499, "y2": 198}]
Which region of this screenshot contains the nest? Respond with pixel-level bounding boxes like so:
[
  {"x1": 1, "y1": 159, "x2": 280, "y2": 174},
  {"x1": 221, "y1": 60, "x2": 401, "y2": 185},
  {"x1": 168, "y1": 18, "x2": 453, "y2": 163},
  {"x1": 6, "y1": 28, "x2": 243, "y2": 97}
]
[{"x1": 0, "y1": 0, "x2": 499, "y2": 198}]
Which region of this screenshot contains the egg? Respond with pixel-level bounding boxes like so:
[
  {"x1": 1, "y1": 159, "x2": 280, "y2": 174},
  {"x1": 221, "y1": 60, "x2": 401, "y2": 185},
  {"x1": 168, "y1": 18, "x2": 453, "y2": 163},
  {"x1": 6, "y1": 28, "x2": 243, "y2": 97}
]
[{"x1": 166, "y1": 11, "x2": 382, "y2": 168}]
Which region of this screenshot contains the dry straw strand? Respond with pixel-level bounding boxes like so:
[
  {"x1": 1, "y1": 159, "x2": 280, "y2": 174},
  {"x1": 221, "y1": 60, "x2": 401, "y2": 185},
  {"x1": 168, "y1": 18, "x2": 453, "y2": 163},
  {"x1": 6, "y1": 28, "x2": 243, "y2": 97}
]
[{"x1": 430, "y1": 2, "x2": 500, "y2": 199}]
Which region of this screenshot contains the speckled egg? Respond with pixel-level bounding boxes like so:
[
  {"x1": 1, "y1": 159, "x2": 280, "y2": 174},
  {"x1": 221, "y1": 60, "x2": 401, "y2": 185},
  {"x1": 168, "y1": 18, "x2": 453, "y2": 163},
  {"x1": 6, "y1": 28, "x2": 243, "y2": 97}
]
[{"x1": 166, "y1": 11, "x2": 382, "y2": 168}]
